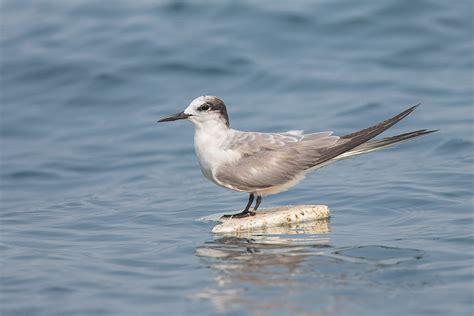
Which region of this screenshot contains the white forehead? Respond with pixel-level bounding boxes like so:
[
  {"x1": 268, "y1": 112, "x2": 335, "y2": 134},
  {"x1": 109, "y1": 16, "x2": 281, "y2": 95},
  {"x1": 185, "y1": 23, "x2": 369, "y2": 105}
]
[{"x1": 189, "y1": 95, "x2": 217, "y2": 108}]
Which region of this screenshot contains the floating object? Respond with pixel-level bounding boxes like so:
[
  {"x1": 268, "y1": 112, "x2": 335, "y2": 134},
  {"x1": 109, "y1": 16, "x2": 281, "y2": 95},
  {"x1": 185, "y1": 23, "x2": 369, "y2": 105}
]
[{"x1": 210, "y1": 205, "x2": 330, "y2": 234}]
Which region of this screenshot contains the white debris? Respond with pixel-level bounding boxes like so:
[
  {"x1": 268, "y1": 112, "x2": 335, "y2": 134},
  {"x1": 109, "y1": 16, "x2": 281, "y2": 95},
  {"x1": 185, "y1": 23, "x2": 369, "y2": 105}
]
[{"x1": 209, "y1": 205, "x2": 330, "y2": 234}]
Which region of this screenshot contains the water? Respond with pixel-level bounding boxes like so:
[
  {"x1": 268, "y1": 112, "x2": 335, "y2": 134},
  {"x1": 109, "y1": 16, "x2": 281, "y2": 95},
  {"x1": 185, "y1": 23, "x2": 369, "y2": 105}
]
[{"x1": 1, "y1": 0, "x2": 472, "y2": 315}]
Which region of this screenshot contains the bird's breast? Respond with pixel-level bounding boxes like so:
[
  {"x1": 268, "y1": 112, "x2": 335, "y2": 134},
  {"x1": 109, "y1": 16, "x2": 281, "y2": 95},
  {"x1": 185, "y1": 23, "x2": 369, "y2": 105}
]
[{"x1": 194, "y1": 131, "x2": 240, "y2": 184}]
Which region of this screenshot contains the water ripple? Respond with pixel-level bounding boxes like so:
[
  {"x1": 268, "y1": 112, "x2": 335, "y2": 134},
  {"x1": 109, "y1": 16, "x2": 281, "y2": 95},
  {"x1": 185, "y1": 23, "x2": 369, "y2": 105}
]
[{"x1": 1, "y1": 0, "x2": 472, "y2": 315}]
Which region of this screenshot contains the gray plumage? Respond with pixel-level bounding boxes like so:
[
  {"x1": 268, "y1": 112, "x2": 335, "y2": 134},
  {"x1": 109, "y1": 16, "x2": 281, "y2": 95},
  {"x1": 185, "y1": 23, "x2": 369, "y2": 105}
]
[
  {"x1": 214, "y1": 105, "x2": 436, "y2": 192},
  {"x1": 158, "y1": 96, "x2": 436, "y2": 215}
]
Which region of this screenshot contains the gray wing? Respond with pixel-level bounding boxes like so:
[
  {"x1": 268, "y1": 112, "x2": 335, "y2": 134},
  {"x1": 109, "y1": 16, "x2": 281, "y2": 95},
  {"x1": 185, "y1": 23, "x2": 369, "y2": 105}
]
[
  {"x1": 215, "y1": 131, "x2": 340, "y2": 191},
  {"x1": 215, "y1": 105, "x2": 420, "y2": 191}
]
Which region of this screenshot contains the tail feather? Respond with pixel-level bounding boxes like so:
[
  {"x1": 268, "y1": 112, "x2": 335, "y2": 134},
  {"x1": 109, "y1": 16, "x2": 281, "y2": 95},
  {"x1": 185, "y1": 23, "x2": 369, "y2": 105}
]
[
  {"x1": 310, "y1": 104, "x2": 421, "y2": 168},
  {"x1": 333, "y1": 129, "x2": 438, "y2": 160}
]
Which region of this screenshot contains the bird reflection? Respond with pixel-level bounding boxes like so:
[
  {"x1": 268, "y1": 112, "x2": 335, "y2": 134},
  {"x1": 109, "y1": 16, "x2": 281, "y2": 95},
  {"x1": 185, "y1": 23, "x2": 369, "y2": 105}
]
[{"x1": 194, "y1": 218, "x2": 331, "y2": 314}]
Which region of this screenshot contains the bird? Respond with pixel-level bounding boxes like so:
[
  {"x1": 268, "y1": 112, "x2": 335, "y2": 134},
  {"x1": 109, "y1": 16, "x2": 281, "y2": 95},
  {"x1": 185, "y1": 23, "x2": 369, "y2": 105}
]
[{"x1": 158, "y1": 96, "x2": 436, "y2": 218}]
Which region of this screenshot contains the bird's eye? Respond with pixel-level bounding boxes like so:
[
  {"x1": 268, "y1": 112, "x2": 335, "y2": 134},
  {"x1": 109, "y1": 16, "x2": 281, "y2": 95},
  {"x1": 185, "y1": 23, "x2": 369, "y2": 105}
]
[{"x1": 199, "y1": 104, "x2": 210, "y2": 111}]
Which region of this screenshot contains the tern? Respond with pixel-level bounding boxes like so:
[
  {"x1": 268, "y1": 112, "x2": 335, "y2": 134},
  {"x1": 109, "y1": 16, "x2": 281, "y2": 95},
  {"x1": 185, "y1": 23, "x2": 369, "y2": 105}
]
[{"x1": 158, "y1": 96, "x2": 435, "y2": 218}]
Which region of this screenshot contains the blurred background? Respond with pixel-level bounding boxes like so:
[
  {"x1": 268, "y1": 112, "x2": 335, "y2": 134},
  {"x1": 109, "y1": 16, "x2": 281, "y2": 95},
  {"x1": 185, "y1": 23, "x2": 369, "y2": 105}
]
[{"x1": 1, "y1": 0, "x2": 472, "y2": 315}]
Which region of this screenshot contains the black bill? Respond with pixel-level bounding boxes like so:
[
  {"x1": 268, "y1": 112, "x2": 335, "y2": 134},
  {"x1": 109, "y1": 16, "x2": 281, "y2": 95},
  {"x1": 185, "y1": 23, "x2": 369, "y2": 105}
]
[{"x1": 157, "y1": 111, "x2": 192, "y2": 123}]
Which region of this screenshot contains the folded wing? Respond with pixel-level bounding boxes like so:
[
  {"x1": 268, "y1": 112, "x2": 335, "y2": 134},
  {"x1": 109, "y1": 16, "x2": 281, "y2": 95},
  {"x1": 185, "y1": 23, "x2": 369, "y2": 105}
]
[
  {"x1": 215, "y1": 131, "x2": 339, "y2": 191},
  {"x1": 215, "y1": 105, "x2": 420, "y2": 192}
]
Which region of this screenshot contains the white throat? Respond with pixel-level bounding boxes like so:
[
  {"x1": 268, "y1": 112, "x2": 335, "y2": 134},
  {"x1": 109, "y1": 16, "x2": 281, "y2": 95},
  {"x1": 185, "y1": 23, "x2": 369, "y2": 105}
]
[{"x1": 192, "y1": 120, "x2": 237, "y2": 185}]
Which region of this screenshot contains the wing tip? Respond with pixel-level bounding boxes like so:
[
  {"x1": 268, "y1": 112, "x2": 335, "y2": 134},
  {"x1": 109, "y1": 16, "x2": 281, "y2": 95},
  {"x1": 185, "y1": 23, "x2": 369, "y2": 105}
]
[{"x1": 398, "y1": 103, "x2": 421, "y2": 120}]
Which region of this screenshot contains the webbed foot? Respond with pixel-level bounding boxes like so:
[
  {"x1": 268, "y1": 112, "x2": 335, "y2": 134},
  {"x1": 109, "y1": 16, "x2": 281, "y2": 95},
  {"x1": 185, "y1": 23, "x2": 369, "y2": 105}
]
[{"x1": 221, "y1": 210, "x2": 256, "y2": 219}]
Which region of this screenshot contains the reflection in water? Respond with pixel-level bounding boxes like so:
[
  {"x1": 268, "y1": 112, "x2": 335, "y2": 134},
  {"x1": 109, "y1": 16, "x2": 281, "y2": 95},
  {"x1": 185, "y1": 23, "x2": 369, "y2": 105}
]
[
  {"x1": 194, "y1": 219, "x2": 332, "y2": 314},
  {"x1": 194, "y1": 218, "x2": 424, "y2": 315}
]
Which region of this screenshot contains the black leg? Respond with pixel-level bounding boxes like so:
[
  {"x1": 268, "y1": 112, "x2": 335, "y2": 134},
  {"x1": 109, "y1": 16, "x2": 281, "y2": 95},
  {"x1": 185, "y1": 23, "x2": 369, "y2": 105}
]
[
  {"x1": 222, "y1": 194, "x2": 256, "y2": 219},
  {"x1": 254, "y1": 195, "x2": 262, "y2": 211},
  {"x1": 243, "y1": 193, "x2": 255, "y2": 213}
]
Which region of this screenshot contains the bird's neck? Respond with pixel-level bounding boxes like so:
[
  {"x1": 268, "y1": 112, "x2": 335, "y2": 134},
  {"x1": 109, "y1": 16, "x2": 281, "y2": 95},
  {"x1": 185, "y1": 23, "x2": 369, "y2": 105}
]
[
  {"x1": 193, "y1": 122, "x2": 236, "y2": 182},
  {"x1": 193, "y1": 120, "x2": 230, "y2": 144}
]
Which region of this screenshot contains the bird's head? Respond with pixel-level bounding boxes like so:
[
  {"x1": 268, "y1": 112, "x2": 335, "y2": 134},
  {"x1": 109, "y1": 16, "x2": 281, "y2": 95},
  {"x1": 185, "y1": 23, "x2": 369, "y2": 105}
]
[{"x1": 158, "y1": 96, "x2": 230, "y2": 129}]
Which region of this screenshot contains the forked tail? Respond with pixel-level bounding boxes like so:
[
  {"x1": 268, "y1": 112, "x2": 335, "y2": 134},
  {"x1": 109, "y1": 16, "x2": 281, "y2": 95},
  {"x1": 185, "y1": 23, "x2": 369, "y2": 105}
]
[{"x1": 333, "y1": 129, "x2": 437, "y2": 161}]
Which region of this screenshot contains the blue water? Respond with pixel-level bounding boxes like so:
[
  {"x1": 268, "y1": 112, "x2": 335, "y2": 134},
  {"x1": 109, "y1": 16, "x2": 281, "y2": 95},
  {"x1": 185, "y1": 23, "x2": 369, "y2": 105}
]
[{"x1": 1, "y1": 1, "x2": 473, "y2": 315}]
